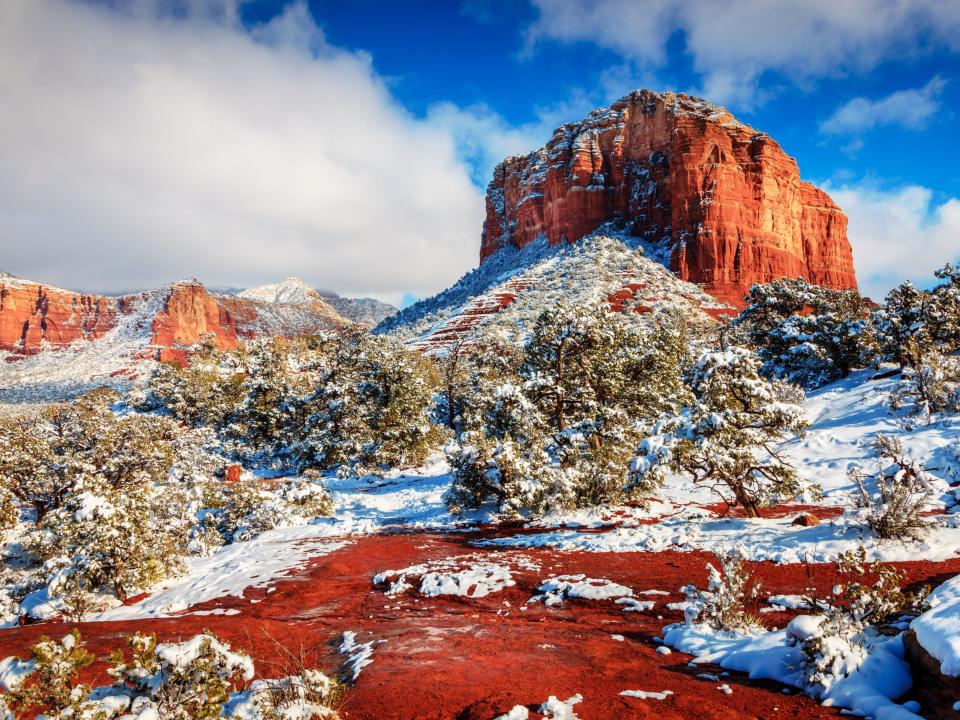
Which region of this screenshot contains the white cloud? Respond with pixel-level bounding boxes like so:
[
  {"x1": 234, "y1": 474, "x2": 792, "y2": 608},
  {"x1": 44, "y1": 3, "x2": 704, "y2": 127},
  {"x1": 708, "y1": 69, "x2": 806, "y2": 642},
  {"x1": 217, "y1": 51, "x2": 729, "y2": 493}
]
[
  {"x1": 820, "y1": 77, "x2": 947, "y2": 135},
  {"x1": 525, "y1": 0, "x2": 960, "y2": 108},
  {"x1": 426, "y1": 91, "x2": 598, "y2": 185},
  {"x1": 822, "y1": 181, "x2": 960, "y2": 301},
  {"x1": 0, "y1": 0, "x2": 486, "y2": 304}
]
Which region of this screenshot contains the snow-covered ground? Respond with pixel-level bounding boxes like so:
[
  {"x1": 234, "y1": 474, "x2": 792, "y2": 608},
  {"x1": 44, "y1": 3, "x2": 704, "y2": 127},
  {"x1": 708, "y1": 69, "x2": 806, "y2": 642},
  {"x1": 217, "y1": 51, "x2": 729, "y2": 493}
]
[
  {"x1": 96, "y1": 459, "x2": 469, "y2": 621},
  {"x1": 478, "y1": 370, "x2": 960, "y2": 563},
  {"x1": 912, "y1": 573, "x2": 960, "y2": 677},
  {"x1": 662, "y1": 620, "x2": 921, "y2": 720},
  {"x1": 49, "y1": 368, "x2": 957, "y2": 720}
]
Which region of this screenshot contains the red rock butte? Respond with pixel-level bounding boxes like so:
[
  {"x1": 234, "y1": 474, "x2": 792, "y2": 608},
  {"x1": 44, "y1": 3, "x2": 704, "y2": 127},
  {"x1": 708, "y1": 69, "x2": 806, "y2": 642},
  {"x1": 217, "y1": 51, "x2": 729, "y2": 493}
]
[
  {"x1": 481, "y1": 89, "x2": 858, "y2": 307},
  {"x1": 0, "y1": 275, "x2": 346, "y2": 361}
]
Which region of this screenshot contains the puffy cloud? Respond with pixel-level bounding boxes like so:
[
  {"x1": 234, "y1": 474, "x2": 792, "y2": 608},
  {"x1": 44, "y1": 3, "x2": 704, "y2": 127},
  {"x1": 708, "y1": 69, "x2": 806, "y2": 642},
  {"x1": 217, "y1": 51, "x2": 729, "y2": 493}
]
[
  {"x1": 0, "y1": 0, "x2": 485, "y2": 304},
  {"x1": 822, "y1": 181, "x2": 960, "y2": 301},
  {"x1": 524, "y1": 0, "x2": 960, "y2": 108},
  {"x1": 820, "y1": 77, "x2": 947, "y2": 136},
  {"x1": 426, "y1": 91, "x2": 597, "y2": 185}
]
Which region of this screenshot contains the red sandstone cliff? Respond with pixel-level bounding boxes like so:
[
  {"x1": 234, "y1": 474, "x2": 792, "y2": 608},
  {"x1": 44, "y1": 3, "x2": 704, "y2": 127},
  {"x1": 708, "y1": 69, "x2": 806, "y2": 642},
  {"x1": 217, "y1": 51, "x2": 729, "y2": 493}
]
[
  {"x1": 481, "y1": 89, "x2": 857, "y2": 306},
  {"x1": 0, "y1": 273, "x2": 348, "y2": 360}
]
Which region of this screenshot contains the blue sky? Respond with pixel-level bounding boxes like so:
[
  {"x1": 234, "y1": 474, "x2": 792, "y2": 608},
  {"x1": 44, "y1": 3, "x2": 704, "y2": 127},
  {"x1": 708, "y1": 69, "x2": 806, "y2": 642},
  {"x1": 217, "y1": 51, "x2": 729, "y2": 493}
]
[
  {"x1": 310, "y1": 0, "x2": 960, "y2": 198},
  {"x1": 1, "y1": 0, "x2": 958, "y2": 304}
]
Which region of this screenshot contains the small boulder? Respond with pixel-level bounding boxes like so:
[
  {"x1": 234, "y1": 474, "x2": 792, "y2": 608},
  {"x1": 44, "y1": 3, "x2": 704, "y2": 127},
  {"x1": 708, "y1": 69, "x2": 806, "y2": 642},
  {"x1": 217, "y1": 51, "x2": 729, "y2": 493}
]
[{"x1": 791, "y1": 512, "x2": 821, "y2": 527}]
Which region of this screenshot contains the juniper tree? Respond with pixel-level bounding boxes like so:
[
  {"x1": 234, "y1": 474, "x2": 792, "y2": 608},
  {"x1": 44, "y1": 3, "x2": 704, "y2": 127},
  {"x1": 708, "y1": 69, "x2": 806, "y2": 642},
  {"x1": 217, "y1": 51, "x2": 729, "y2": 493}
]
[
  {"x1": 733, "y1": 278, "x2": 875, "y2": 388},
  {"x1": 297, "y1": 329, "x2": 442, "y2": 473},
  {"x1": 446, "y1": 304, "x2": 693, "y2": 513},
  {"x1": 630, "y1": 347, "x2": 809, "y2": 517},
  {"x1": 878, "y1": 264, "x2": 960, "y2": 415}
]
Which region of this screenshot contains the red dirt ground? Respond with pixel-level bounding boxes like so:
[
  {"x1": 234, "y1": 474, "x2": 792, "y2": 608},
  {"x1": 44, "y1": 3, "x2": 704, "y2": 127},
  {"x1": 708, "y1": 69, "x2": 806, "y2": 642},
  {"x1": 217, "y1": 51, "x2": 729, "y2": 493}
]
[{"x1": 1, "y1": 532, "x2": 957, "y2": 719}]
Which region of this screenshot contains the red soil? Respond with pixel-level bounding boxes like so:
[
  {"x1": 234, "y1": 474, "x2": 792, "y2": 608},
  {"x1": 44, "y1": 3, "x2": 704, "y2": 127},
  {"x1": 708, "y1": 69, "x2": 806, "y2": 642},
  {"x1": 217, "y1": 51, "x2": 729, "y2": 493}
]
[{"x1": 1, "y1": 532, "x2": 957, "y2": 719}]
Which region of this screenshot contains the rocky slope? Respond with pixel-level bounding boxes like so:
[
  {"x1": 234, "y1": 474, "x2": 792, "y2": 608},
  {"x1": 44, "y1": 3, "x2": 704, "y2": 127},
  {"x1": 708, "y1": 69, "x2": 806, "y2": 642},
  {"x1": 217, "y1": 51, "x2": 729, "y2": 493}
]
[
  {"x1": 481, "y1": 89, "x2": 858, "y2": 307},
  {"x1": 380, "y1": 230, "x2": 734, "y2": 355}
]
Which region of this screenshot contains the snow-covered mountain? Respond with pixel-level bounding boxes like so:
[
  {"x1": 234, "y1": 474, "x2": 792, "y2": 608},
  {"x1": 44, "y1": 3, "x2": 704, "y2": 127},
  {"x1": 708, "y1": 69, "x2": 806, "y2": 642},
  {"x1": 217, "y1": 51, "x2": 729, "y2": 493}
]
[
  {"x1": 237, "y1": 276, "x2": 326, "y2": 306},
  {"x1": 239, "y1": 277, "x2": 396, "y2": 327}
]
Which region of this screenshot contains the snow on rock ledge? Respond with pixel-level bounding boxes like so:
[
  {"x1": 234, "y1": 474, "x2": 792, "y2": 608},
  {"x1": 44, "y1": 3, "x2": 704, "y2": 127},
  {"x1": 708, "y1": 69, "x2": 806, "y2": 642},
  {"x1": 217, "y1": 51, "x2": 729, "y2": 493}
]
[{"x1": 911, "y1": 573, "x2": 960, "y2": 676}]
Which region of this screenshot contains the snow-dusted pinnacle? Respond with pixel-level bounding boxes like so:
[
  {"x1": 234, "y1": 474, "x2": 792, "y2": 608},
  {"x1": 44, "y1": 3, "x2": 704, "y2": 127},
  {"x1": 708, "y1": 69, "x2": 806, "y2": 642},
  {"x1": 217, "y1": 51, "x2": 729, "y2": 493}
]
[{"x1": 238, "y1": 277, "x2": 321, "y2": 305}]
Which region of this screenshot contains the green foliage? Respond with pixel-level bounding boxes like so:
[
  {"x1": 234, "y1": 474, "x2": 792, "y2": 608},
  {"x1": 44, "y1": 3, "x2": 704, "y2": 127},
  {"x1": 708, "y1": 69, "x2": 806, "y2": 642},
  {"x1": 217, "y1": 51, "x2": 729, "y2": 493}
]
[
  {"x1": 142, "y1": 335, "x2": 246, "y2": 429},
  {"x1": 109, "y1": 632, "x2": 253, "y2": 720},
  {"x1": 849, "y1": 435, "x2": 936, "y2": 541},
  {"x1": 215, "y1": 478, "x2": 333, "y2": 542},
  {"x1": 877, "y1": 264, "x2": 960, "y2": 416},
  {"x1": 0, "y1": 488, "x2": 17, "y2": 536},
  {"x1": 799, "y1": 548, "x2": 930, "y2": 692},
  {"x1": 0, "y1": 390, "x2": 191, "y2": 612},
  {"x1": 682, "y1": 551, "x2": 762, "y2": 633},
  {"x1": 0, "y1": 630, "x2": 98, "y2": 719},
  {"x1": 733, "y1": 278, "x2": 875, "y2": 388},
  {"x1": 446, "y1": 304, "x2": 693, "y2": 514},
  {"x1": 631, "y1": 347, "x2": 811, "y2": 517},
  {"x1": 296, "y1": 330, "x2": 443, "y2": 474}
]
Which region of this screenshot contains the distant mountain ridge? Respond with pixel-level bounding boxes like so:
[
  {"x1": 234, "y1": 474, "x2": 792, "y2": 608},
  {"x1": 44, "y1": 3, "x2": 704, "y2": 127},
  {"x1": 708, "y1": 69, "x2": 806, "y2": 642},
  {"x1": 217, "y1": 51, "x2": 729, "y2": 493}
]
[
  {"x1": 0, "y1": 274, "x2": 352, "y2": 363},
  {"x1": 238, "y1": 277, "x2": 396, "y2": 327}
]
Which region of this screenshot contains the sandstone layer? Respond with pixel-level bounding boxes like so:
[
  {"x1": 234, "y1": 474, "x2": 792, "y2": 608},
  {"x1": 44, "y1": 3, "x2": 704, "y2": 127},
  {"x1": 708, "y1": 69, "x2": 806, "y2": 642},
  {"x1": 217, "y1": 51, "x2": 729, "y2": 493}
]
[
  {"x1": 481, "y1": 89, "x2": 857, "y2": 306},
  {"x1": 0, "y1": 273, "x2": 348, "y2": 361}
]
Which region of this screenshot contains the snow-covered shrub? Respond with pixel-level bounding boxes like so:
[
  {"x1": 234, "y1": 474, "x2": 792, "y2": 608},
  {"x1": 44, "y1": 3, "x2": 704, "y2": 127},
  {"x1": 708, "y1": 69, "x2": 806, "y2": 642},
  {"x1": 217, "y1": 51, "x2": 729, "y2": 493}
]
[
  {"x1": 681, "y1": 551, "x2": 762, "y2": 633},
  {"x1": 108, "y1": 632, "x2": 254, "y2": 720},
  {"x1": 30, "y1": 475, "x2": 190, "y2": 605},
  {"x1": 848, "y1": 435, "x2": 936, "y2": 541},
  {"x1": 217, "y1": 476, "x2": 334, "y2": 543},
  {"x1": 245, "y1": 641, "x2": 343, "y2": 720},
  {"x1": 0, "y1": 631, "x2": 341, "y2": 720},
  {"x1": 138, "y1": 334, "x2": 245, "y2": 430},
  {"x1": 0, "y1": 488, "x2": 17, "y2": 536},
  {"x1": 444, "y1": 383, "x2": 555, "y2": 514},
  {"x1": 235, "y1": 338, "x2": 318, "y2": 455},
  {"x1": 521, "y1": 305, "x2": 692, "y2": 507},
  {"x1": 0, "y1": 630, "x2": 96, "y2": 718},
  {"x1": 794, "y1": 548, "x2": 929, "y2": 693},
  {"x1": 733, "y1": 278, "x2": 875, "y2": 389},
  {"x1": 887, "y1": 350, "x2": 960, "y2": 417},
  {"x1": 878, "y1": 264, "x2": 960, "y2": 417},
  {"x1": 445, "y1": 304, "x2": 692, "y2": 514},
  {"x1": 630, "y1": 347, "x2": 811, "y2": 517},
  {"x1": 145, "y1": 330, "x2": 444, "y2": 475},
  {"x1": 296, "y1": 330, "x2": 443, "y2": 474},
  {"x1": 433, "y1": 336, "x2": 472, "y2": 433},
  {"x1": 0, "y1": 393, "x2": 202, "y2": 618}
]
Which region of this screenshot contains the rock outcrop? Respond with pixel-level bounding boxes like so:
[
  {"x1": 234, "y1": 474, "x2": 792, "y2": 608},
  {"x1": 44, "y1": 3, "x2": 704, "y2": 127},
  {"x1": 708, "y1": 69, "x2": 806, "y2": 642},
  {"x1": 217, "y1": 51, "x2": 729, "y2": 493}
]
[
  {"x1": 0, "y1": 273, "x2": 349, "y2": 361},
  {"x1": 481, "y1": 89, "x2": 857, "y2": 306},
  {"x1": 0, "y1": 273, "x2": 117, "y2": 351}
]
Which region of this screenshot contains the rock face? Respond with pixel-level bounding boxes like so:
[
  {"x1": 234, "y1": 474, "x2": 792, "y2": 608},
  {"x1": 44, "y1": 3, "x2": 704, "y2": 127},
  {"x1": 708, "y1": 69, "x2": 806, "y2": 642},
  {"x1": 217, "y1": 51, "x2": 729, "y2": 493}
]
[
  {"x1": 0, "y1": 273, "x2": 117, "y2": 351},
  {"x1": 0, "y1": 273, "x2": 348, "y2": 361},
  {"x1": 481, "y1": 89, "x2": 858, "y2": 306}
]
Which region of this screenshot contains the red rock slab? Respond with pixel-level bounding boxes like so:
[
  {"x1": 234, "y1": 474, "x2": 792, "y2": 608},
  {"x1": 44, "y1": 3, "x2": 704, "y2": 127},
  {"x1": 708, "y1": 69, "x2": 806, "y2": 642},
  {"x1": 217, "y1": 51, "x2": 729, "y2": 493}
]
[{"x1": 5, "y1": 532, "x2": 957, "y2": 718}]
